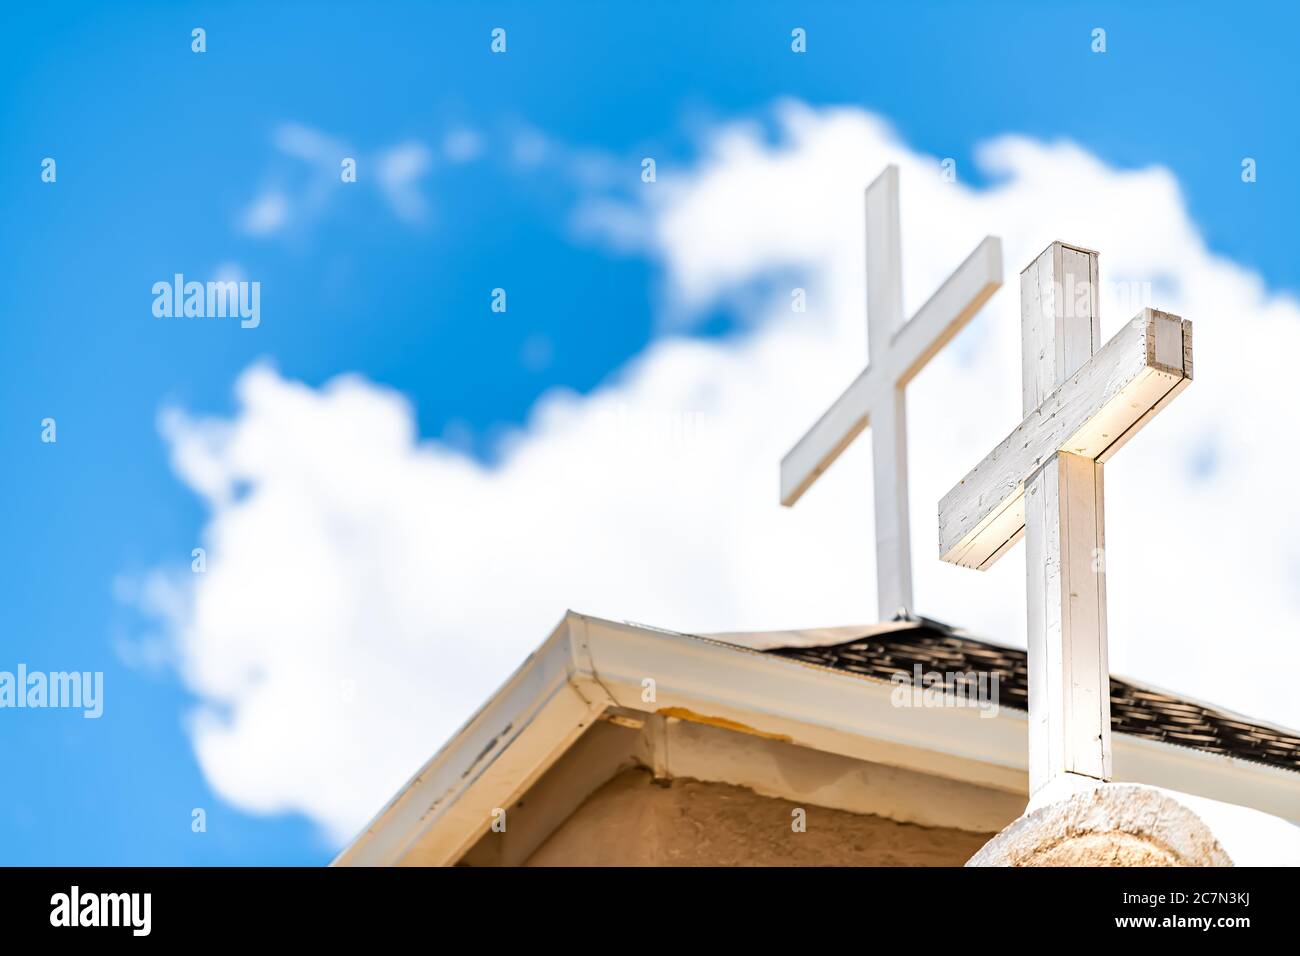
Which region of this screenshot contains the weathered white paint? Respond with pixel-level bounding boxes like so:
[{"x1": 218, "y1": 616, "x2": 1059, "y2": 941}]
[
  {"x1": 781, "y1": 165, "x2": 1002, "y2": 619},
  {"x1": 938, "y1": 242, "x2": 1193, "y2": 796},
  {"x1": 333, "y1": 612, "x2": 1298, "y2": 867},
  {"x1": 939, "y1": 307, "x2": 1192, "y2": 569},
  {"x1": 656, "y1": 716, "x2": 1024, "y2": 834},
  {"x1": 1025, "y1": 244, "x2": 1109, "y2": 791},
  {"x1": 461, "y1": 712, "x2": 1025, "y2": 866}
]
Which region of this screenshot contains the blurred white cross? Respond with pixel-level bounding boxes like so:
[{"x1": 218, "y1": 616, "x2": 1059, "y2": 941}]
[{"x1": 780, "y1": 165, "x2": 1002, "y2": 620}]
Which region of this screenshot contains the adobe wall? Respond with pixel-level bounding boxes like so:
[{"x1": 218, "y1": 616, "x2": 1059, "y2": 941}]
[{"x1": 525, "y1": 767, "x2": 993, "y2": 866}]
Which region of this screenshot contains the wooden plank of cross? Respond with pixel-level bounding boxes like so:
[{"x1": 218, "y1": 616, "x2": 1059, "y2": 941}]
[
  {"x1": 780, "y1": 165, "x2": 1002, "y2": 620},
  {"x1": 938, "y1": 241, "x2": 1193, "y2": 797}
]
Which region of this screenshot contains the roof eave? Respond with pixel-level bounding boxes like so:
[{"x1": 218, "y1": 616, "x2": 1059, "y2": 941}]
[{"x1": 333, "y1": 612, "x2": 1300, "y2": 866}]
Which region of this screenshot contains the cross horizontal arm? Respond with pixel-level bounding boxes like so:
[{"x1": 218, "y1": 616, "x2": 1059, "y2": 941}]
[
  {"x1": 938, "y1": 309, "x2": 1192, "y2": 569},
  {"x1": 890, "y1": 236, "x2": 1003, "y2": 387},
  {"x1": 780, "y1": 236, "x2": 1003, "y2": 509},
  {"x1": 780, "y1": 365, "x2": 878, "y2": 506}
]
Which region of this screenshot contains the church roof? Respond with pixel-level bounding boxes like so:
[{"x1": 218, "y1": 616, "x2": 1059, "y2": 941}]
[
  {"x1": 337, "y1": 612, "x2": 1300, "y2": 866},
  {"x1": 764, "y1": 619, "x2": 1300, "y2": 776}
]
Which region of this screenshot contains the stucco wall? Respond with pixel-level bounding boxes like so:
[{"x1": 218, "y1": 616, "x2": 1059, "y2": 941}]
[{"x1": 524, "y1": 768, "x2": 993, "y2": 866}]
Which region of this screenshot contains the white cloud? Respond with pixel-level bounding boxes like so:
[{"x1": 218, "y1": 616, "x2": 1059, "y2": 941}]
[
  {"x1": 236, "y1": 123, "x2": 438, "y2": 237},
  {"x1": 213, "y1": 261, "x2": 247, "y2": 284},
  {"x1": 509, "y1": 124, "x2": 550, "y2": 168},
  {"x1": 239, "y1": 191, "x2": 290, "y2": 236},
  {"x1": 442, "y1": 127, "x2": 483, "y2": 164},
  {"x1": 374, "y1": 142, "x2": 433, "y2": 224},
  {"x1": 273, "y1": 123, "x2": 348, "y2": 164},
  {"x1": 139, "y1": 102, "x2": 1300, "y2": 841}
]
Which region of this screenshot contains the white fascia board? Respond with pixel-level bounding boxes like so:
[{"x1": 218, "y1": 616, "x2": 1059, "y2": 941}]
[
  {"x1": 331, "y1": 614, "x2": 612, "y2": 867},
  {"x1": 1112, "y1": 732, "x2": 1300, "y2": 824},
  {"x1": 333, "y1": 612, "x2": 1300, "y2": 866},
  {"x1": 577, "y1": 615, "x2": 1029, "y2": 792}
]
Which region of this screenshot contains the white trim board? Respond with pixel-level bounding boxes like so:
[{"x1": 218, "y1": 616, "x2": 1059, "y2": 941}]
[{"x1": 333, "y1": 612, "x2": 1300, "y2": 866}]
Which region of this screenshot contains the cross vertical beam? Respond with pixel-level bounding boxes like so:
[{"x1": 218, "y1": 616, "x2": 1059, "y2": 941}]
[
  {"x1": 870, "y1": 391, "x2": 911, "y2": 619},
  {"x1": 864, "y1": 169, "x2": 910, "y2": 618},
  {"x1": 865, "y1": 166, "x2": 904, "y2": 349},
  {"x1": 1021, "y1": 242, "x2": 1111, "y2": 795}
]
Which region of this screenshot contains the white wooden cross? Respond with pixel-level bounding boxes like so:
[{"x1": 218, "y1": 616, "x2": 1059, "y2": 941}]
[
  {"x1": 938, "y1": 241, "x2": 1193, "y2": 796},
  {"x1": 780, "y1": 165, "x2": 1003, "y2": 620}
]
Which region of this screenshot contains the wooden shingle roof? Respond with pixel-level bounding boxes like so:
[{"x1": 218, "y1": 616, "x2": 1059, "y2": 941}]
[{"x1": 766, "y1": 621, "x2": 1300, "y2": 775}]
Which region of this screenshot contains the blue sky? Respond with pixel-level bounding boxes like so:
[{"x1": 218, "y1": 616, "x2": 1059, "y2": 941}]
[{"x1": 2, "y1": 2, "x2": 1297, "y2": 865}]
